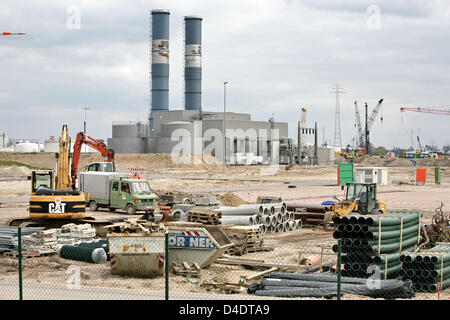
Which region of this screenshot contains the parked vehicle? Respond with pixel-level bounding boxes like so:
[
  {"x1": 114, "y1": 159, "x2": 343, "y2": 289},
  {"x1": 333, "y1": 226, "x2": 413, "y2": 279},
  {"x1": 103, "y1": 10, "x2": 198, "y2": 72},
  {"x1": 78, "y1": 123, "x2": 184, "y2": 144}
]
[{"x1": 79, "y1": 172, "x2": 157, "y2": 214}]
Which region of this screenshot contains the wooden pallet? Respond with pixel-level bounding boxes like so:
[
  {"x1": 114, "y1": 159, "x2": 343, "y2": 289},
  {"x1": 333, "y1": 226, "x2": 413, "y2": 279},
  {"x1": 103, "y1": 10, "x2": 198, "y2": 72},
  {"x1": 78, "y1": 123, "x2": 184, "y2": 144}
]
[
  {"x1": 187, "y1": 209, "x2": 222, "y2": 225},
  {"x1": 172, "y1": 261, "x2": 201, "y2": 278},
  {"x1": 3, "y1": 250, "x2": 41, "y2": 258}
]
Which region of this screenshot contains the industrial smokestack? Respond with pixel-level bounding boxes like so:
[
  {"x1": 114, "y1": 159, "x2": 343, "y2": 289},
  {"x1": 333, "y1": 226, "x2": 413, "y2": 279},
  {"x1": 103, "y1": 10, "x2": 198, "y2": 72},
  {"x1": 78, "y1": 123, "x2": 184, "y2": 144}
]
[
  {"x1": 149, "y1": 9, "x2": 170, "y2": 136},
  {"x1": 184, "y1": 16, "x2": 202, "y2": 111}
]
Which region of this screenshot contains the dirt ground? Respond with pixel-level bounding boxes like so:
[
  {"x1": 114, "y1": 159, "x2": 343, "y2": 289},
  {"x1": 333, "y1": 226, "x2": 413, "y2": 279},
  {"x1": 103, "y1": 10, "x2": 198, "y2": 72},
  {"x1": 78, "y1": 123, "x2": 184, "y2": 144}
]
[{"x1": 0, "y1": 153, "x2": 449, "y2": 300}]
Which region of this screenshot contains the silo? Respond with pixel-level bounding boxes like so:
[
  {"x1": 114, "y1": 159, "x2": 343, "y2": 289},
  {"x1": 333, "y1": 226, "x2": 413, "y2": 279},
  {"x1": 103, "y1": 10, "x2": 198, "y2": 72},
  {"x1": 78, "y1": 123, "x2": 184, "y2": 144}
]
[
  {"x1": 184, "y1": 16, "x2": 202, "y2": 111},
  {"x1": 150, "y1": 9, "x2": 170, "y2": 136}
]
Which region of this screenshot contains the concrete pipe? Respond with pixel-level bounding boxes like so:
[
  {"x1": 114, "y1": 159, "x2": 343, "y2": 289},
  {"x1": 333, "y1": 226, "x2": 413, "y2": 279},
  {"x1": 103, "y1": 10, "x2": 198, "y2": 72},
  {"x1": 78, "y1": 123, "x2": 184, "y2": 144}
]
[
  {"x1": 260, "y1": 215, "x2": 271, "y2": 226},
  {"x1": 276, "y1": 212, "x2": 283, "y2": 224},
  {"x1": 260, "y1": 204, "x2": 276, "y2": 215},
  {"x1": 238, "y1": 204, "x2": 264, "y2": 215},
  {"x1": 263, "y1": 208, "x2": 270, "y2": 216},
  {"x1": 282, "y1": 222, "x2": 289, "y2": 233},
  {"x1": 258, "y1": 224, "x2": 267, "y2": 235},
  {"x1": 172, "y1": 209, "x2": 188, "y2": 222},
  {"x1": 220, "y1": 214, "x2": 258, "y2": 226},
  {"x1": 270, "y1": 215, "x2": 278, "y2": 227},
  {"x1": 276, "y1": 224, "x2": 284, "y2": 233},
  {"x1": 288, "y1": 221, "x2": 295, "y2": 231},
  {"x1": 284, "y1": 211, "x2": 290, "y2": 222},
  {"x1": 289, "y1": 212, "x2": 294, "y2": 221},
  {"x1": 255, "y1": 215, "x2": 261, "y2": 225},
  {"x1": 295, "y1": 219, "x2": 303, "y2": 229},
  {"x1": 268, "y1": 225, "x2": 275, "y2": 234},
  {"x1": 217, "y1": 206, "x2": 261, "y2": 216}
]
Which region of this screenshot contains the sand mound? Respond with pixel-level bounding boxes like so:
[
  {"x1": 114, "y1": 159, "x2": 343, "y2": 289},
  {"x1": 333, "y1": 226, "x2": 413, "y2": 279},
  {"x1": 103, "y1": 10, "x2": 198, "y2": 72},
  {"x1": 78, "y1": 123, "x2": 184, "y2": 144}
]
[{"x1": 220, "y1": 192, "x2": 248, "y2": 207}]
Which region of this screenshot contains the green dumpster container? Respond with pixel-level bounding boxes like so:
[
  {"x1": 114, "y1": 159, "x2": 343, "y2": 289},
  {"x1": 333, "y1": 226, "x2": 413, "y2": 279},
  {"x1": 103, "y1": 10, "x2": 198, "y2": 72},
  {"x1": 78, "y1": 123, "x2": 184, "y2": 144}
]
[
  {"x1": 435, "y1": 167, "x2": 441, "y2": 185},
  {"x1": 338, "y1": 163, "x2": 354, "y2": 186}
]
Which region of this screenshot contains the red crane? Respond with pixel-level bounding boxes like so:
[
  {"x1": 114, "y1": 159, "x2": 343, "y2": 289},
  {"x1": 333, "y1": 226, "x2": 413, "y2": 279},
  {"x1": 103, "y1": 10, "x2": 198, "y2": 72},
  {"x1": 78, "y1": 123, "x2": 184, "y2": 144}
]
[
  {"x1": 1, "y1": 32, "x2": 26, "y2": 36},
  {"x1": 71, "y1": 132, "x2": 115, "y2": 189},
  {"x1": 400, "y1": 107, "x2": 450, "y2": 116}
]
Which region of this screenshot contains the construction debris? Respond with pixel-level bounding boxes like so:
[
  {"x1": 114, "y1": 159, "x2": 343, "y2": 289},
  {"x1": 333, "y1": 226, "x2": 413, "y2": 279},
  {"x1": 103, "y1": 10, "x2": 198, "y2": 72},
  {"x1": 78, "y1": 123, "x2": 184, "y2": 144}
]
[
  {"x1": 172, "y1": 261, "x2": 202, "y2": 278},
  {"x1": 102, "y1": 220, "x2": 167, "y2": 234},
  {"x1": 422, "y1": 203, "x2": 450, "y2": 246}
]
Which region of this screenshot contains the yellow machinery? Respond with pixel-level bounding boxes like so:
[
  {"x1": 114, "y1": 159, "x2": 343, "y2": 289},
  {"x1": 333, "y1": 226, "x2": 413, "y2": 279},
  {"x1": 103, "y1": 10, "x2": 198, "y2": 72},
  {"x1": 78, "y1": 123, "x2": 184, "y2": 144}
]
[
  {"x1": 9, "y1": 125, "x2": 86, "y2": 227},
  {"x1": 331, "y1": 182, "x2": 386, "y2": 220}
]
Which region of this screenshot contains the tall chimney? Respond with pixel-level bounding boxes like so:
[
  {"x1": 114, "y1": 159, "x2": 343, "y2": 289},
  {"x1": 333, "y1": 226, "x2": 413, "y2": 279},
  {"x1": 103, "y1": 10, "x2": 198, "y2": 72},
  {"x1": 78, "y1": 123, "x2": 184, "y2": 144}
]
[
  {"x1": 149, "y1": 9, "x2": 170, "y2": 136},
  {"x1": 184, "y1": 16, "x2": 202, "y2": 111}
]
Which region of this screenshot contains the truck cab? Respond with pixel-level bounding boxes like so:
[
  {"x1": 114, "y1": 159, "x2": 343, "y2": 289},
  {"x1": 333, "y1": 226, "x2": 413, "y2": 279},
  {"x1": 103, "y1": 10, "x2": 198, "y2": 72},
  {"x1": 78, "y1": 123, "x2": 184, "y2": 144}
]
[{"x1": 109, "y1": 178, "x2": 157, "y2": 214}]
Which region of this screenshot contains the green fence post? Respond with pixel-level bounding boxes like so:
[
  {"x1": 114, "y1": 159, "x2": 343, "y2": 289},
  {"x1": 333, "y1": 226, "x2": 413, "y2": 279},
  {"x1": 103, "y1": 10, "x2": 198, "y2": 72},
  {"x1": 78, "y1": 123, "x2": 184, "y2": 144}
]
[
  {"x1": 165, "y1": 231, "x2": 169, "y2": 301},
  {"x1": 337, "y1": 239, "x2": 342, "y2": 300},
  {"x1": 18, "y1": 227, "x2": 23, "y2": 301}
]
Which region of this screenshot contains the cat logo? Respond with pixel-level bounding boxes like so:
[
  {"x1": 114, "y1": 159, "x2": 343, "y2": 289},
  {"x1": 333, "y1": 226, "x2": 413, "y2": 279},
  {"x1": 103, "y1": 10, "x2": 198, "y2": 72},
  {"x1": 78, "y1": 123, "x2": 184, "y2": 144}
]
[{"x1": 49, "y1": 198, "x2": 66, "y2": 213}]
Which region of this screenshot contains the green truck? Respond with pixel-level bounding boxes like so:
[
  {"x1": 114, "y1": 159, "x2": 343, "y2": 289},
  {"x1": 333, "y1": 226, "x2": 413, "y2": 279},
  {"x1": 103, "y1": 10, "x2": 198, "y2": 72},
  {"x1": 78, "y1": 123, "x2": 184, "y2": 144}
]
[{"x1": 79, "y1": 172, "x2": 157, "y2": 214}]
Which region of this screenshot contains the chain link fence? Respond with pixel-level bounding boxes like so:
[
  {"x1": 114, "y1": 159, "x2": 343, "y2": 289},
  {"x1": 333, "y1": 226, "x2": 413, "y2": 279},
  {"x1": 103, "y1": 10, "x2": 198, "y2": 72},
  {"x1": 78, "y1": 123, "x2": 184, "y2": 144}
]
[{"x1": 0, "y1": 218, "x2": 449, "y2": 300}]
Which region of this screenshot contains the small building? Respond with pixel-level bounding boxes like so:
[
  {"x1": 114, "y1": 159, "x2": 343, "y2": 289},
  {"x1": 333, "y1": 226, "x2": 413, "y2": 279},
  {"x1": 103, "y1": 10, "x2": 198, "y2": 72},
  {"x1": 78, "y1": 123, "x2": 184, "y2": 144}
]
[{"x1": 354, "y1": 167, "x2": 391, "y2": 185}]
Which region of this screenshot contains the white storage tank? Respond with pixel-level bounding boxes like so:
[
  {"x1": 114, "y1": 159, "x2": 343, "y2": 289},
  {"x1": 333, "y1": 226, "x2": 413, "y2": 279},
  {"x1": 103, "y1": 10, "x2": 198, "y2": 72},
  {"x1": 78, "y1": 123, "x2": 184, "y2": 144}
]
[{"x1": 14, "y1": 142, "x2": 39, "y2": 153}]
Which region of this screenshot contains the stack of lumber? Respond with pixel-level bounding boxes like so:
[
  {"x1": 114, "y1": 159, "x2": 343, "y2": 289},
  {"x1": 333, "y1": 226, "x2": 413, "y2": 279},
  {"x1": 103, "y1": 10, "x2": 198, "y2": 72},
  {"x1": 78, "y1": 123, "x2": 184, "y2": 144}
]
[{"x1": 187, "y1": 208, "x2": 222, "y2": 225}]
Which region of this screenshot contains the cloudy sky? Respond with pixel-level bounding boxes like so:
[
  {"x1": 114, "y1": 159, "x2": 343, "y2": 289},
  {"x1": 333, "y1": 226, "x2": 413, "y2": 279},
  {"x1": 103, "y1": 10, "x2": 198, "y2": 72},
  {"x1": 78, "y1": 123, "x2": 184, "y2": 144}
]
[{"x1": 1, "y1": 0, "x2": 450, "y2": 150}]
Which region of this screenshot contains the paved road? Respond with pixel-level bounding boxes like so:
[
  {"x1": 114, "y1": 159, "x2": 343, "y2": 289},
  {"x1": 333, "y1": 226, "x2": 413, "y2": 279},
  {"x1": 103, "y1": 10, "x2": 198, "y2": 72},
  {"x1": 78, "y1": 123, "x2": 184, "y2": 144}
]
[{"x1": 0, "y1": 280, "x2": 278, "y2": 300}]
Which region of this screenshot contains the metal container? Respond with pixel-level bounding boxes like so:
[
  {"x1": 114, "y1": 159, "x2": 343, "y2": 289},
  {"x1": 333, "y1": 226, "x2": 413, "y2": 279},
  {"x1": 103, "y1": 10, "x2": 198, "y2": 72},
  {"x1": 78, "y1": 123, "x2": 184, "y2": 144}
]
[
  {"x1": 168, "y1": 225, "x2": 233, "y2": 268},
  {"x1": 107, "y1": 233, "x2": 166, "y2": 277}
]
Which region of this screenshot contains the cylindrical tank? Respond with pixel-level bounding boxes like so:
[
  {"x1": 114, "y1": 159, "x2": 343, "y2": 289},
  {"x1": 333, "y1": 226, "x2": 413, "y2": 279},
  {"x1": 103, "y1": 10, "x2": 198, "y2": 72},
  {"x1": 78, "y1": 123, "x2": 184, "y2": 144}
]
[
  {"x1": 184, "y1": 15, "x2": 202, "y2": 111},
  {"x1": 150, "y1": 9, "x2": 170, "y2": 136},
  {"x1": 14, "y1": 142, "x2": 39, "y2": 153}
]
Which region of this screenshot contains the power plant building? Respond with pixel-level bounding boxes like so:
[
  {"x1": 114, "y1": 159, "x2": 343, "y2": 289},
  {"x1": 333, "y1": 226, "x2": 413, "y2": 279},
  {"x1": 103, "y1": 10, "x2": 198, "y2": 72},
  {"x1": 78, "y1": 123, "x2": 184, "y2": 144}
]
[{"x1": 107, "y1": 10, "x2": 289, "y2": 164}]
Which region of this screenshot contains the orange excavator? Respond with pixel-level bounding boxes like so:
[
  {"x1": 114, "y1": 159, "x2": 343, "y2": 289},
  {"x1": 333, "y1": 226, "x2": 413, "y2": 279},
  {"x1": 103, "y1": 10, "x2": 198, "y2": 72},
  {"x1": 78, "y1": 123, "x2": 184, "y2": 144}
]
[
  {"x1": 71, "y1": 132, "x2": 115, "y2": 189},
  {"x1": 71, "y1": 131, "x2": 142, "y2": 189}
]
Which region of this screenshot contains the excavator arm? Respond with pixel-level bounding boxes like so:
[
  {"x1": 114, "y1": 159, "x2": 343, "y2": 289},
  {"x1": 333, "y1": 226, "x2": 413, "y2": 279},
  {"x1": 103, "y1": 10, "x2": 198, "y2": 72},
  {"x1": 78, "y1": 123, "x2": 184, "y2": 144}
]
[{"x1": 71, "y1": 132, "x2": 115, "y2": 189}]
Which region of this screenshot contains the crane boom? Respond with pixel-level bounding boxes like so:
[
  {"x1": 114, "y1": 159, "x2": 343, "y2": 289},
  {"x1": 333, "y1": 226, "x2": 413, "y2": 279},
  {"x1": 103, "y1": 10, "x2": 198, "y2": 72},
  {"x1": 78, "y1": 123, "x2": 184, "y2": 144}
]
[
  {"x1": 417, "y1": 136, "x2": 423, "y2": 152},
  {"x1": 367, "y1": 98, "x2": 384, "y2": 131},
  {"x1": 354, "y1": 100, "x2": 364, "y2": 148},
  {"x1": 55, "y1": 125, "x2": 73, "y2": 190},
  {"x1": 400, "y1": 107, "x2": 450, "y2": 116}
]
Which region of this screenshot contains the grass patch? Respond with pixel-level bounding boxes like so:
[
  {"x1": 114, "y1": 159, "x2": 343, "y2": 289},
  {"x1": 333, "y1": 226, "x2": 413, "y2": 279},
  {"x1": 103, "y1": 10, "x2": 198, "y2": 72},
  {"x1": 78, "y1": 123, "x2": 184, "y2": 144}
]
[{"x1": 0, "y1": 160, "x2": 45, "y2": 170}]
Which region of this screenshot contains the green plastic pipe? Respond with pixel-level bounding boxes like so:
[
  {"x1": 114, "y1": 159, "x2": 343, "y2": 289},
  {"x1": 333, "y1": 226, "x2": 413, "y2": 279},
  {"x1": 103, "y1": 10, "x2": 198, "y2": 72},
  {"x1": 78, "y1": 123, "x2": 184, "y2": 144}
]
[
  {"x1": 362, "y1": 232, "x2": 418, "y2": 246},
  {"x1": 364, "y1": 224, "x2": 420, "y2": 240},
  {"x1": 427, "y1": 278, "x2": 450, "y2": 293},
  {"x1": 367, "y1": 236, "x2": 422, "y2": 254},
  {"x1": 373, "y1": 252, "x2": 402, "y2": 264},
  {"x1": 365, "y1": 212, "x2": 419, "y2": 226},
  {"x1": 362, "y1": 219, "x2": 418, "y2": 233}
]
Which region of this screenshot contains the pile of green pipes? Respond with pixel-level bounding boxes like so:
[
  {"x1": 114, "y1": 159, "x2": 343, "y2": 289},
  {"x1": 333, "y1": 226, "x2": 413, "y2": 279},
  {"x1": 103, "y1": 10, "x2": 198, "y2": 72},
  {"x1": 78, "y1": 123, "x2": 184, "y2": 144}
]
[
  {"x1": 332, "y1": 212, "x2": 422, "y2": 279},
  {"x1": 400, "y1": 244, "x2": 450, "y2": 293},
  {"x1": 58, "y1": 240, "x2": 109, "y2": 263}
]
